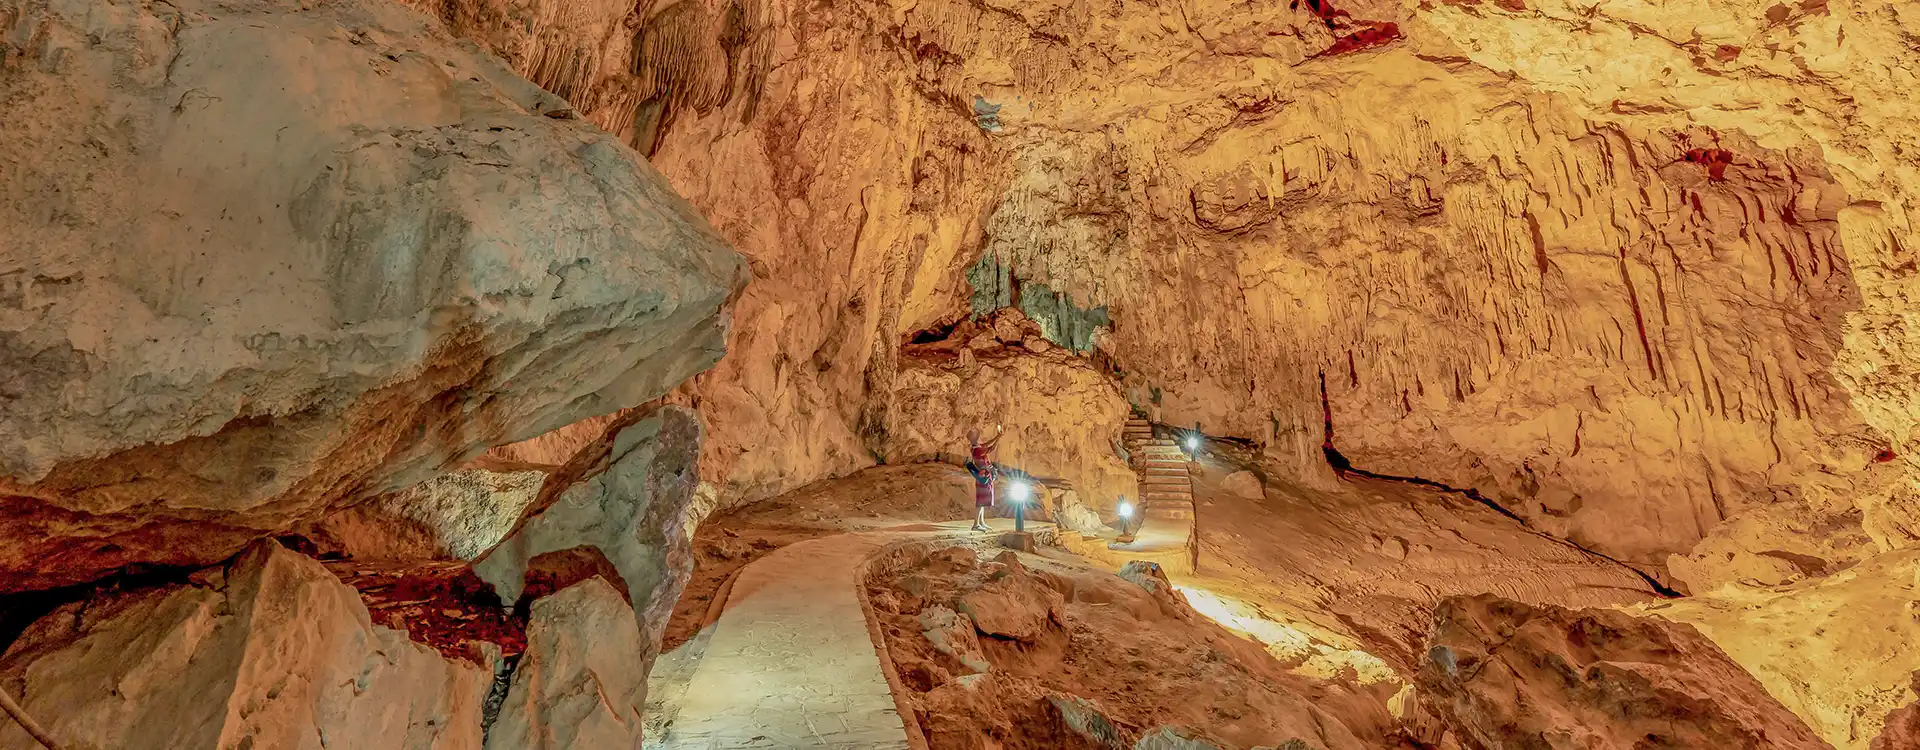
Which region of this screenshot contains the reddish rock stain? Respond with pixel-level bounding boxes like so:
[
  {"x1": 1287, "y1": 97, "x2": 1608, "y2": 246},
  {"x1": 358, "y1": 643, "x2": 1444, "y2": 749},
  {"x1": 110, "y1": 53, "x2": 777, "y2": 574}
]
[
  {"x1": 1293, "y1": 0, "x2": 1405, "y2": 56},
  {"x1": 1684, "y1": 148, "x2": 1735, "y2": 181}
]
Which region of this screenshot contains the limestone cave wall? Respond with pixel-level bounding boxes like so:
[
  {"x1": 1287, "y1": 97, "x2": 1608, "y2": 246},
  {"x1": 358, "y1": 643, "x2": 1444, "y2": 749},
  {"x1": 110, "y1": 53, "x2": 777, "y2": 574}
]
[{"x1": 412, "y1": 0, "x2": 1920, "y2": 593}]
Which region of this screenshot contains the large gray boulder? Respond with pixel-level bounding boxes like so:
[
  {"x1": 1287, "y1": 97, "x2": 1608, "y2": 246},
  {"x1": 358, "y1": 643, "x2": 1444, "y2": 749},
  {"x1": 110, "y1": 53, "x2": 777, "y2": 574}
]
[
  {"x1": 0, "y1": 542, "x2": 492, "y2": 750},
  {"x1": 0, "y1": 0, "x2": 746, "y2": 591}
]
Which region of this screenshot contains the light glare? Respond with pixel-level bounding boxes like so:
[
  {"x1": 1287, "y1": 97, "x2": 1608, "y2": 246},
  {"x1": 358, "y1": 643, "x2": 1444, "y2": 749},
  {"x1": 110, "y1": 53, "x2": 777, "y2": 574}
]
[
  {"x1": 1009, "y1": 480, "x2": 1031, "y2": 503},
  {"x1": 1117, "y1": 500, "x2": 1133, "y2": 518}
]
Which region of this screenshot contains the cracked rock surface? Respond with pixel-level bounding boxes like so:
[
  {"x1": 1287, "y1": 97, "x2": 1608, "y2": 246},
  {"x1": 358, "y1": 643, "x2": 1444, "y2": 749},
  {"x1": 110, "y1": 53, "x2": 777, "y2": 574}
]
[{"x1": 0, "y1": 0, "x2": 746, "y2": 591}]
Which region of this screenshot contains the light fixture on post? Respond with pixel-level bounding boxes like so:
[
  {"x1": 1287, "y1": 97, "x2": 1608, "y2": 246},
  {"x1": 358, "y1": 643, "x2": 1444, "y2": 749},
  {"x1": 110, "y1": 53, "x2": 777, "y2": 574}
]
[
  {"x1": 1184, "y1": 432, "x2": 1202, "y2": 460},
  {"x1": 1008, "y1": 479, "x2": 1031, "y2": 533},
  {"x1": 1116, "y1": 498, "x2": 1134, "y2": 535}
]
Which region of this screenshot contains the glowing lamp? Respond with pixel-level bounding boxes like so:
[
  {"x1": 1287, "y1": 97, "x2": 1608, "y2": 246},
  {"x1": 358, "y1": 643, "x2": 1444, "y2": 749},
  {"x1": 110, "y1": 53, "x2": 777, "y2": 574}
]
[
  {"x1": 1117, "y1": 500, "x2": 1133, "y2": 518},
  {"x1": 1008, "y1": 480, "x2": 1032, "y2": 503},
  {"x1": 1185, "y1": 435, "x2": 1200, "y2": 451}
]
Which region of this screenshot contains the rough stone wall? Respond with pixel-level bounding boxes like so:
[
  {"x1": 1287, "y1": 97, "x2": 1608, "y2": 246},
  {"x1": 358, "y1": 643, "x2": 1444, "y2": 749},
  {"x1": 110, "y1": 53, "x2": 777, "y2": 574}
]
[
  {"x1": 0, "y1": 543, "x2": 493, "y2": 750},
  {"x1": 535, "y1": 0, "x2": 1893, "y2": 585},
  {"x1": 389, "y1": 0, "x2": 1914, "y2": 591},
  {"x1": 0, "y1": 0, "x2": 747, "y2": 591},
  {"x1": 879, "y1": 354, "x2": 1137, "y2": 513}
]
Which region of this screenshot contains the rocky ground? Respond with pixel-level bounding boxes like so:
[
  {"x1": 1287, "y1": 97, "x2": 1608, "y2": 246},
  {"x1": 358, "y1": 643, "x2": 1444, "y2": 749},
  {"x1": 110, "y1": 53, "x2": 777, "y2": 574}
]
[
  {"x1": 8, "y1": 0, "x2": 1920, "y2": 740},
  {"x1": 865, "y1": 545, "x2": 1410, "y2": 750}
]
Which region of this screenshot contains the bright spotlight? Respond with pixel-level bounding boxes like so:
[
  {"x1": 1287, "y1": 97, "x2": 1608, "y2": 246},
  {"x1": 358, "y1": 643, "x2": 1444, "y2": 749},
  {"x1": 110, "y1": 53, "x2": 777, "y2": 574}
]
[
  {"x1": 1185, "y1": 435, "x2": 1200, "y2": 451},
  {"x1": 1117, "y1": 500, "x2": 1133, "y2": 518},
  {"x1": 1009, "y1": 480, "x2": 1031, "y2": 503}
]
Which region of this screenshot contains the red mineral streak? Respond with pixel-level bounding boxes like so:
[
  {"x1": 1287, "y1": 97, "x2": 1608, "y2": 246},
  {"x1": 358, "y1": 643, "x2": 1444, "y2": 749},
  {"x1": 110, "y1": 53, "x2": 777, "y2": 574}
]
[{"x1": 1684, "y1": 148, "x2": 1736, "y2": 181}]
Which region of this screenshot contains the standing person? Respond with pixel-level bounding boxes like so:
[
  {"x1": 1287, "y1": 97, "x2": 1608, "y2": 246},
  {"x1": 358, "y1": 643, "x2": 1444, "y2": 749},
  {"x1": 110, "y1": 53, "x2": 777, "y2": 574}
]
[{"x1": 966, "y1": 424, "x2": 1003, "y2": 532}]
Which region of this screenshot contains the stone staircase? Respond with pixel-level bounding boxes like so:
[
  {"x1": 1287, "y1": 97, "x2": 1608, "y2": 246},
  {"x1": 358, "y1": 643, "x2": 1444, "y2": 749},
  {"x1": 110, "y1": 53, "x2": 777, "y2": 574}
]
[{"x1": 1118, "y1": 418, "x2": 1197, "y2": 571}]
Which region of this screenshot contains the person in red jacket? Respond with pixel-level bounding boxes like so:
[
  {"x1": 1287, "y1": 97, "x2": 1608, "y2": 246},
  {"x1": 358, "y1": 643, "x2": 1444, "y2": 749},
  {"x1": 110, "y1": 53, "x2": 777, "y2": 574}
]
[{"x1": 966, "y1": 424, "x2": 1003, "y2": 532}]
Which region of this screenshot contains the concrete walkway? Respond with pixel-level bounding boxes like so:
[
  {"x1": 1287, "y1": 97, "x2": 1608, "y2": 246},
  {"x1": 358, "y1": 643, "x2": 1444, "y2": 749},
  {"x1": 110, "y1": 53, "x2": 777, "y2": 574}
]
[{"x1": 646, "y1": 519, "x2": 1046, "y2": 749}]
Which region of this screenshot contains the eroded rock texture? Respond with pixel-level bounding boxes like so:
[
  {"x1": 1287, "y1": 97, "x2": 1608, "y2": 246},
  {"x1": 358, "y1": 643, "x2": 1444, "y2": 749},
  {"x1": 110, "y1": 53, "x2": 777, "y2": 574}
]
[
  {"x1": 1643, "y1": 551, "x2": 1920, "y2": 748},
  {"x1": 1416, "y1": 594, "x2": 1829, "y2": 750},
  {"x1": 879, "y1": 351, "x2": 1137, "y2": 515},
  {"x1": 474, "y1": 404, "x2": 704, "y2": 668},
  {"x1": 484, "y1": 577, "x2": 646, "y2": 750},
  {"x1": 405, "y1": 0, "x2": 1920, "y2": 603},
  {"x1": 0, "y1": 542, "x2": 492, "y2": 750},
  {"x1": 0, "y1": 0, "x2": 747, "y2": 592}
]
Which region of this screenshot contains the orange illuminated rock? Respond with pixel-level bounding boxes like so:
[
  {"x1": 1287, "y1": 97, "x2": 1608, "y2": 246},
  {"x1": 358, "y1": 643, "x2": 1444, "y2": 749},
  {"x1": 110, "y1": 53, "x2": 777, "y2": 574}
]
[{"x1": 1416, "y1": 594, "x2": 1829, "y2": 750}]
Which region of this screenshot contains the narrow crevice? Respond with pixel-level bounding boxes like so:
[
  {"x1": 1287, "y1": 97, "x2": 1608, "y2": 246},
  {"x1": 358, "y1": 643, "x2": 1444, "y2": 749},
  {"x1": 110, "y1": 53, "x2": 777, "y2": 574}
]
[
  {"x1": 1318, "y1": 371, "x2": 1682, "y2": 598},
  {"x1": 0, "y1": 564, "x2": 198, "y2": 655},
  {"x1": 480, "y1": 653, "x2": 520, "y2": 742}
]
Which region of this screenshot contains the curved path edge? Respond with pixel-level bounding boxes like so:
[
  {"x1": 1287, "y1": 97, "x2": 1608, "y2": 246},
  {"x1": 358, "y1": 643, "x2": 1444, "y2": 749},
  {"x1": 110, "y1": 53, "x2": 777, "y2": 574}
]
[{"x1": 647, "y1": 521, "x2": 1049, "y2": 749}]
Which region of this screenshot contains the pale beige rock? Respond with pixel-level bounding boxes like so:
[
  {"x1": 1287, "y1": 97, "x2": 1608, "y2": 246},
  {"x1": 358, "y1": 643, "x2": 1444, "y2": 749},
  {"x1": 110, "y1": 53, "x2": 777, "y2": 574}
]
[
  {"x1": 918, "y1": 605, "x2": 991, "y2": 674},
  {"x1": 484, "y1": 577, "x2": 645, "y2": 750},
  {"x1": 1642, "y1": 551, "x2": 1920, "y2": 749},
  {"x1": 308, "y1": 468, "x2": 546, "y2": 561},
  {"x1": 1050, "y1": 486, "x2": 1109, "y2": 534},
  {"x1": 1221, "y1": 471, "x2": 1265, "y2": 501},
  {"x1": 0, "y1": 0, "x2": 746, "y2": 592},
  {"x1": 1133, "y1": 727, "x2": 1225, "y2": 750},
  {"x1": 0, "y1": 542, "x2": 490, "y2": 750},
  {"x1": 473, "y1": 405, "x2": 703, "y2": 671}
]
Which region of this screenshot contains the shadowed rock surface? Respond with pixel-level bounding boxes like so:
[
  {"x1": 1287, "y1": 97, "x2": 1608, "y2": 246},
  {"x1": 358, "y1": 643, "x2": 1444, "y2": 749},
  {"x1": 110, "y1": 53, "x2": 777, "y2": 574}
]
[{"x1": 0, "y1": 542, "x2": 493, "y2": 750}]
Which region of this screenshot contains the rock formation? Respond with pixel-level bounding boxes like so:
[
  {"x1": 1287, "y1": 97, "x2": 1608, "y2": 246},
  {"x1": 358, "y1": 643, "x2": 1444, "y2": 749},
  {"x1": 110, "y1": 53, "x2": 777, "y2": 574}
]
[
  {"x1": 474, "y1": 405, "x2": 704, "y2": 661},
  {"x1": 9, "y1": 0, "x2": 1920, "y2": 739},
  {"x1": 879, "y1": 347, "x2": 1137, "y2": 516},
  {"x1": 1416, "y1": 594, "x2": 1829, "y2": 750},
  {"x1": 484, "y1": 577, "x2": 647, "y2": 750},
  {"x1": 0, "y1": 0, "x2": 747, "y2": 592},
  {"x1": 1642, "y1": 551, "x2": 1920, "y2": 748},
  {"x1": 0, "y1": 542, "x2": 493, "y2": 750},
  {"x1": 391, "y1": 0, "x2": 1920, "y2": 609}
]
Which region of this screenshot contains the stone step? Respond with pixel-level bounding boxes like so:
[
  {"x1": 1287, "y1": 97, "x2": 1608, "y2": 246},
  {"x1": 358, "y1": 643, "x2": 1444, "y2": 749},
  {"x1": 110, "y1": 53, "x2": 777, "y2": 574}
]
[{"x1": 1141, "y1": 474, "x2": 1189, "y2": 483}]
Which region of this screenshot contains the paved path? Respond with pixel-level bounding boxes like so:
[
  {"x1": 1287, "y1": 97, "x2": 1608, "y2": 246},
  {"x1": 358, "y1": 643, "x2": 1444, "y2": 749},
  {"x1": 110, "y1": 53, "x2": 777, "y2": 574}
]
[{"x1": 647, "y1": 519, "x2": 1044, "y2": 749}]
